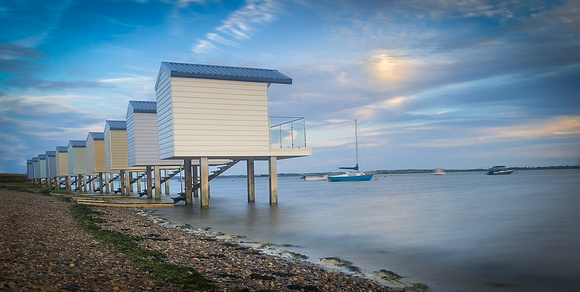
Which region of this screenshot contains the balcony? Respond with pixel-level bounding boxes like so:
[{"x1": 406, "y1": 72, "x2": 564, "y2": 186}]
[{"x1": 270, "y1": 116, "x2": 308, "y2": 150}]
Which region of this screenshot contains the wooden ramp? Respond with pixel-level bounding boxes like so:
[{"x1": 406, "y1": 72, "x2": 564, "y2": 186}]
[{"x1": 75, "y1": 199, "x2": 174, "y2": 208}]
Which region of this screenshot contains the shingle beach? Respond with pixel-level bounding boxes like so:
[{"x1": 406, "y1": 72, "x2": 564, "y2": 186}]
[{"x1": 0, "y1": 189, "x2": 400, "y2": 291}]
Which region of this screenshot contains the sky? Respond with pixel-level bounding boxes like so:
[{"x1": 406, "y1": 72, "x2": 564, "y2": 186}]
[{"x1": 1, "y1": 0, "x2": 579, "y2": 174}]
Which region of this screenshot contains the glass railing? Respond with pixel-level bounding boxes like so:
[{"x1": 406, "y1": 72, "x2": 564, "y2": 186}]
[{"x1": 270, "y1": 116, "x2": 307, "y2": 149}]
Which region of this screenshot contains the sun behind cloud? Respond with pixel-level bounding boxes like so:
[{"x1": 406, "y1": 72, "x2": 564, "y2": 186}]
[{"x1": 366, "y1": 51, "x2": 412, "y2": 87}]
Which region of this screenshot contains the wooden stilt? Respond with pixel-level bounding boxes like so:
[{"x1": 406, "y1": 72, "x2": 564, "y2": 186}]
[
  {"x1": 184, "y1": 159, "x2": 192, "y2": 205},
  {"x1": 247, "y1": 159, "x2": 255, "y2": 202},
  {"x1": 200, "y1": 157, "x2": 209, "y2": 208},
  {"x1": 269, "y1": 156, "x2": 278, "y2": 205}
]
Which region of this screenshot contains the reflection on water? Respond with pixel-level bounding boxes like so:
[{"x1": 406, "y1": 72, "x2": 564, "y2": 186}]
[{"x1": 153, "y1": 169, "x2": 580, "y2": 292}]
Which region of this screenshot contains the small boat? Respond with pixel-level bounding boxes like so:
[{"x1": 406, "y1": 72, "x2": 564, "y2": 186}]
[
  {"x1": 433, "y1": 168, "x2": 446, "y2": 175},
  {"x1": 328, "y1": 119, "x2": 374, "y2": 182},
  {"x1": 486, "y1": 166, "x2": 514, "y2": 175},
  {"x1": 301, "y1": 175, "x2": 328, "y2": 181}
]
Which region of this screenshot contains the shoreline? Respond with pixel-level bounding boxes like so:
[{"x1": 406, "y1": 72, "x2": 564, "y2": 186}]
[{"x1": 1, "y1": 189, "x2": 423, "y2": 291}]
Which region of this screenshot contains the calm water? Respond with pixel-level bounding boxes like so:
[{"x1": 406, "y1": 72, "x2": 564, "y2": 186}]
[{"x1": 152, "y1": 169, "x2": 580, "y2": 292}]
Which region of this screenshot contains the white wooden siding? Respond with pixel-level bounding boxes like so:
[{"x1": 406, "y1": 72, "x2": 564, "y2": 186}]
[
  {"x1": 128, "y1": 111, "x2": 181, "y2": 166},
  {"x1": 169, "y1": 77, "x2": 270, "y2": 158},
  {"x1": 39, "y1": 157, "x2": 47, "y2": 178},
  {"x1": 46, "y1": 155, "x2": 56, "y2": 178},
  {"x1": 33, "y1": 160, "x2": 40, "y2": 179}
]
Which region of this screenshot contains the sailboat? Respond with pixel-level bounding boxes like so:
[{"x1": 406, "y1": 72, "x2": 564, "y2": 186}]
[{"x1": 328, "y1": 119, "x2": 374, "y2": 182}]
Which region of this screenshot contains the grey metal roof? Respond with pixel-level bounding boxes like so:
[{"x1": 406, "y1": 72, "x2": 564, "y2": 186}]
[
  {"x1": 106, "y1": 120, "x2": 127, "y2": 130},
  {"x1": 129, "y1": 100, "x2": 156, "y2": 113},
  {"x1": 69, "y1": 140, "x2": 86, "y2": 148},
  {"x1": 33, "y1": 157, "x2": 39, "y2": 162},
  {"x1": 88, "y1": 132, "x2": 105, "y2": 140},
  {"x1": 156, "y1": 62, "x2": 292, "y2": 89},
  {"x1": 38, "y1": 154, "x2": 46, "y2": 159},
  {"x1": 46, "y1": 151, "x2": 56, "y2": 157},
  {"x1": 56, "y1": 146, "x2": 68, "y2": 153},
  {"x1": 27, "y1": 160, "x2": 33, "y2": 164}
]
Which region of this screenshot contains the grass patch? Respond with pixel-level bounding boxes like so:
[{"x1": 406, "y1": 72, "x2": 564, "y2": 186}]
[{"x1": 69, "y1": 204, "x2": 217, "y2": 291}]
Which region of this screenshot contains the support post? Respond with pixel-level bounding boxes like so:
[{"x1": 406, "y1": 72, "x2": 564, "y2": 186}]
[
  {"x1": 154, "y1": 166, "x2": 161, "y2": 199},
  {"x1": 119, "y1": 171, "x2": 125, "y2": 195},
  {"x1": 97, "y1": 172, "x2": 102, "y2": 192},
  {"x1": 146, "y1": 166, "x2": 153, "y2": 198},
  {"x1": 200, "y1": 157, "x2": 209, "y2": 208},
  {"x1": 104, "y1": 173, "x2": 109, "y2": 193},
  {"x1": 193, "y1": 165, "x2": 199, "y2": 198},
  {"x1": 83, "y1": 175, "x2": 88, "y2": 192},
  {"x1": 247, "y1": 159, "x2": 255, "y2": 202},
  {"x1": 269, "y1": 156, "x2": 278, "y2": 205},
  {"x1": 125, "y1": 171, "x2": 130, "y2": 195},
  {"x1": 164, "y1": 169, "x2": 170, "y2": 195},
  {"x1": 184, "y1": 159, "x2": 192, "y2": 205},
  {"x1": 65, "y1": 176, "x2": 71, "y2": 191}
]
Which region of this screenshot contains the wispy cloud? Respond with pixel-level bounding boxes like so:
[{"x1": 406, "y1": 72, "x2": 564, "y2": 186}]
[{"x1": 192, "y1": 0, "x2": 279, "y2": 53}]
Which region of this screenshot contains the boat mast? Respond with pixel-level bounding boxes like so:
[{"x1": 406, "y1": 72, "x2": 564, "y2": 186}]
[{"x1": 355, "y1": 119, "x2": 359, "y2": 169}]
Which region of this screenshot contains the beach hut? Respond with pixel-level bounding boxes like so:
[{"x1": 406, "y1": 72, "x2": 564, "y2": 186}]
[
  {"x1": 68, "y1": 140, "x2": 87, "y2": 191},
  {"x1": 126, "y1": 101, "x2": 185, "y2": 198},
  {"x1": 55, "y1": 146, "x2": 71, "y2": 190},
  {"x1": 32, "y1": 157, "x2": 40, "y2": 180},
  {"x1": 26, "y1": 159, "x2": 33, "y2": 179},
  {"x1": 86, "y1": 132, "x2": 106, "y2": 191},
  {"x1": 155, "y1": 62, "x2": 311, "y2": 207},
  {"x1": 104, "y1": 120, "x2": 144, "y2": 194},
  {"x1": 46, "y1": 151, "x2": 57, "y2": 188},
  {"x1": 38, "y1": 154, "x2": 47, "y2": 183}
]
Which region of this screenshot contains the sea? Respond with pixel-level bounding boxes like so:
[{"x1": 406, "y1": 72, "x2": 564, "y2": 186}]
[{"x1": 150, "y1": 169, "x2": 580, "y2": 292}]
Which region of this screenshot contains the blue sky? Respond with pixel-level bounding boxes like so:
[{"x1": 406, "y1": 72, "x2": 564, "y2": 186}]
[{"x1": 1, "y1": 0, "x2": 579, "y2": 174}]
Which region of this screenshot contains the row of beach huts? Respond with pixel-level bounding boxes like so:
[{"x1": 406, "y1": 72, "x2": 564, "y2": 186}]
[{"x1": 25, "y1": 62, "x2": 311, "y2": 207}]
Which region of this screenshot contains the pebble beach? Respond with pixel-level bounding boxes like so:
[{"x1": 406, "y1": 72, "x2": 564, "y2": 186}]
[{"x1": 0, "y1": 189, "x2": 398, "y2": 291}]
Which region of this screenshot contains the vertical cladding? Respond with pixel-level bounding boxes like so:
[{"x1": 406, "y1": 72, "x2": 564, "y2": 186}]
[
  {"x1": 46, "y1": 153, "x2": 57, "y2": 178},
  {"x1": 156, "y1": 69, "x2": 175, "y2": 159},
  {"x1": 27, "y1": 160, "x2": 34, "y2": 179}
]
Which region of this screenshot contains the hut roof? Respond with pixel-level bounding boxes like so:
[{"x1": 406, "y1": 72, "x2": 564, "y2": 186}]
[
  {"x1": 105, "y1": 120, "x2": 127, "y2": 130},
  {"x1": 128, "y1": 100, "x2": 156, "y2": 113},
  {"x1": 88, "y1": 132, "x2": 105, "y2": 140},
  {"x1": 155, "y1": 62, "x2": 292, "y2": 89},
  {"x1": 69, "y1": 140, "x2": 86, "y2": 148},
  {"x1": 46, "y1": 151, "x2": 56, "y2": 157},
  {"x1": 56, "y1": 146, "x2": 68, "y2": 153}
]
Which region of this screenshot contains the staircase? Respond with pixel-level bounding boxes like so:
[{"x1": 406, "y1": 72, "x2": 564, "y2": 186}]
[
  {"x1": 81, "y1": 175, "x2": 99, "y2": 187},
  {"x1": 108, "y1": 175, "x2": 119, "y2": 183},
  {"x1": 192, "y1": 160, "x2": 240, "y2": 191},
  {"x1": 151, "y1": 169, "x2": 181, "y2": 190},
  {"x1": 130, "y1": 173, "x2": 146, "y2": 184}
]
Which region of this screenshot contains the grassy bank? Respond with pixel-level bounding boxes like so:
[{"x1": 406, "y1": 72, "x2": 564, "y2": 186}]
[{"x1": 68, "y1": 203, "x2": 217, "y2": 291}]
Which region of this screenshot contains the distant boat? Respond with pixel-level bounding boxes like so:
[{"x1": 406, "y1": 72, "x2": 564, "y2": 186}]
[
  {"x1": 328, "y1": 119, "x2": 374, "y2": 182},
  {"x1": 486, "y1": 166, "x2": 514, "y2": 175},
  {"x1": 301, "y1": 175, "x2": 328, "y2": 181},
  {"x1": 433, "y1": 168, "x2": 446, "y2": 175}
]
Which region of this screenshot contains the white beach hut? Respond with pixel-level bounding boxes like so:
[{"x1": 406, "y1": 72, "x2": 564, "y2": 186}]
[
  {"x1": 32, "y1": 157, "x2": 40, "y2": 180},
  {"x1": 155, "y1": 62, "x2": 311, "y2": 207},
  {"x1": 38, "y1": 154, "x2": 47, "y2": 180},
  {"x1": 26, "y1": 159, "x2": 34, "y2": 180}
]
